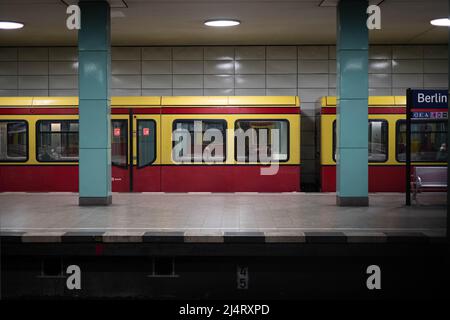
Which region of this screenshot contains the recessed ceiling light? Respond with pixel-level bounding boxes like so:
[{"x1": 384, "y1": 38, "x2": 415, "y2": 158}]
[
  {"x1": 204, "y1": 19, "x2": 240, "y2": 27},
  {"x1": 430, "y1": 18, "x2": 450, "y2": 27},
  {"x1": 0, "y1": 21, "x2": 24, "y2": 30}
]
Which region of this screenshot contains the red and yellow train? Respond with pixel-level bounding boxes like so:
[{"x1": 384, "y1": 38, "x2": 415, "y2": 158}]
[
  {"x1": 318, "y1": 96, "x2": 448, "y2": 192},
  {"x1": 0, "y1": 96, "x2": 301, "y2": 192}
]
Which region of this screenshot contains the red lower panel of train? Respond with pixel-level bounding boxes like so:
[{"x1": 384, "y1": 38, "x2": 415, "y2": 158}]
[
  {"x1": 321, "y1": 165, "x2": 406, "y2": 192},
  {"x1": 0, "y1": 165, "x2": 300, "y2": 192}
]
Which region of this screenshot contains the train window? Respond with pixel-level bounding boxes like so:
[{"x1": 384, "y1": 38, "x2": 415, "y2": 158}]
[
  {"x1": 37, "y1": 120, "x2": 79, "y2": 162},
  {"x1": 396, "y1": 120, "x2": 448, "y2": 162},
  {"x1": 234, "y1": 120, "x2": 289, "y2": 163},
  {"x1": 172, "y1": 119, "x2": 226, "y2": 163},
  {"x1": 137, "y1": 119, "x2": 156, "y2": 167},
  {"x1": 332, "y1": 120, "x2": 388, "y2": 162},
  {"x1": 0, "y1": 121, "x2": 28, "y2": 162},
  {"x1": 112, "y1": 120, "x2": 128, "y2": 167}
]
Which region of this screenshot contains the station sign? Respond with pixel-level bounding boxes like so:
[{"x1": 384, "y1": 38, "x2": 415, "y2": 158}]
[
  {"x1": 411, "y1": 89, "x2": 448, "y2": 109},
  {"x1": 411, "y1": 111, "x2": 448, "y2": 119}
]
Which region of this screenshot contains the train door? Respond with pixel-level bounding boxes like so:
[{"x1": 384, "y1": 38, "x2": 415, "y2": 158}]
[
  {"x1": 111, "y1": 116, "x2": 130, "y2": 192},
  {"x1": 132, "y1": 114, "x2": 161, "y2": 191}
]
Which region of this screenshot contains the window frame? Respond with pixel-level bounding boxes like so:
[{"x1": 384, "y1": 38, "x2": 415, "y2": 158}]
[
  {"x1": 171, "y1": 118, "x2": 227, "y2": 164},
  {"x1": 35, "y1": 119, "x2": 79, "y2": 163},
  {"x1": 395, "y1": 119, "x2": 448, "y2": 163},
  {"x1": 0, "y1": 120, "x2": 29, "y2": 163},
  {"x1": 111, "y1": 119, "x2": 129, "y2": 169},
  {"x1": 332, "y1": 119, "x2": 389, "y2": 163},
  {"x1": 234, "y1": 118, "x2": 290, "y2": 163},
  {"x1": 137, "y1": 119, "x2": 157, "y2": 168}
]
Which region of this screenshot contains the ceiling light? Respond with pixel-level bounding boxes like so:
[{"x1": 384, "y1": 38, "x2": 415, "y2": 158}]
[
  {"x1": 430, "y1": 18, "x2": 450, "y2": 27},
  {"x1": 204, "y1": 19, "x2": 240, "y2": 27},
  {"x1": 0, "y1": 21, "x2": 24, "y2": 30}
]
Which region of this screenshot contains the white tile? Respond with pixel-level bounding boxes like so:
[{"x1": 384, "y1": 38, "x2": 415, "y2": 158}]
[
  {"x1": 18, "y1": 61, "x2": 48, "y2": 75},
  {"x1": 424, "y1": 60, "x2": 448, "y2": 74},
  {"x1": 142, "y1": 47, "x2": 171, "y2": 60},
  {"x1": 111, "y1": 75, "x2": 141, "y2": 89},
  {"x1": 49, "y1": 61, "x2": 78, "y2": 75},
  {"x1": 267, "y1": 60, "x2": 297, "y2": 74},
  {"x1": 392, "y1": 88, "x2": 409, "y2": 96},
  {"x1": 111, "y1": 47, "x2": 141, "y2": 60},
  {"x1": 173, "y1": 88, "x2": 203, "y2": 95},
  {"x1": 204, "y1": 88, "x2": 234, "y2": 96},
  {"x1": 142, "y1": 89, "x2": 173, "y2": 96},
  {"x1": 111, "y1": 89, "x2": 141, "y2": 96},
  {"x1": 173, "y1": 47, "x2": 203, "y2": 60},
  {"x1": 204, "y1": 47, "x2": 234, "y2": 60},
  {"x1": 173, "y1": 75, "x2": 203, "y2": 88},
  {"x1": 18, "y1": 47, "x2": 48, "y2": 61},
  {"x1": 297, "y1": 88, "x2": 328, "y2": 103},
  {"x1": 267, "y1": 46, "x2": 297, "y2": 60},
  {"x1": 18, "y1": 89, "x2": 48, "y2": 96},
  {"x1": 369, "y1": 46, "x2": 392, "y2": 59},
  {"x1": 0, "y1": 48, "x2": 17, "y2": 61},
  {"x1": 328, "y1": 60, "x2": 336, "y2": 74},
  {"x1": 142, "y1": 60, "x2": 172, "y2": 74},
  {"x1": 392, "y1": 74, "x2": 423, "y2": 88},
  {"x1": 142, "y1": 75, "x2": 172, "y2": 88},
  {"x1": 0, "y1": 61, "x2": 17, "y2": 75},
  {"x1": 0, "y1": 89, "x2": 18, "y2": 96},
  {"x1": 235, "y1": 46, "x2": 265, "y2": 60},
  {"x1": 392, "y1": 45, "x2": 423, "y2": 59},
  {"x1": 235, "y1": 75, "x2": 265, "y2": 89},
  {"x1": 204, "y1": 75, "x2": 233, "y2": 88},
  {"x1": 424, "y1": 74, "x2": 448, "y2": 88},
  {"x1": 369, "y1": 88, "x2": 392, "y2": 96},
  {"x1": 204, "y1": 61, "x2": 234, "y2": 75},
  {"x1": 49, "y1": 47, "x2": 77, "y2": 61},
  {"x1": 423, "y1": 45, "x2": 448, "y2": 59},
  {"x1": 112, "y1": 61, "x2": 141, "y2": 74},
  {"x1": 173, "y1": 61, "x2": 203, "y2": 74},
  {"x1": 0, "y1": 76, "x2": 18, "y2": 89},
  {"x1": 235, "y1": 88, "x2": 266, "y2": 95},
  {"x1": 328, "y1": 46, "x2": 336, "y2": 59},
  {"x1": 298, "y1": 74, "x2": 328, "y2": 88},
  {"x1": 298, "y1": 60, "x2": 328, "y2": 74},
  {"x1": 266, "y1": 88, "x2": 297, "y2": 96},
  {"x1": 369, "y1": 74, "x2": 392, "y2": 88},
  {"x1": 267, "y1": 74, "x2": 297, "y2": 88},
  {"x1": 18, "y1": 75, "x2": 48, "y2": 89},
  {"x1": 328, "y1": 74, "x2": 336, "y2": 88},
  {"x1": 235, "y1": 60, "x2": 265, "y2": 74},
  {"x1": 369, "y1": 60, "x2": 391, "y2": 73},
  {"x1": 49, "y1": 75, "x2": 78, "y2": 89},
  {"x1": 298, "y1": 46, "x2": 328, "y2": 60},
  {"x1": 50, "y1": 89, "x2": 78, "y2": 96},
  {"x1": 392, "y1": 60, "x2": 423, "y2": 73}
]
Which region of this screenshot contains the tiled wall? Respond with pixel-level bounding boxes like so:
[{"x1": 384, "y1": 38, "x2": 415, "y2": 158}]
[{"x1": 0, "y1": 45, "x2": 448, "y2": 187}]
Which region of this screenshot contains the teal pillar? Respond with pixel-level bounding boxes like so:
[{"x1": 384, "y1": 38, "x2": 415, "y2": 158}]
[
  {"x1": 336, "y1": 0, "x2": 369, "y2": 206},
  {"x1": 78, "y1": 1, "x2": 112, "y2": 206}
]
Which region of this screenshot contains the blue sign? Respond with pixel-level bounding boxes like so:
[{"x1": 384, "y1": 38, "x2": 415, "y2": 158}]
[{"x1": 411, "y1": 89, "x2": 448, "y2": 109}]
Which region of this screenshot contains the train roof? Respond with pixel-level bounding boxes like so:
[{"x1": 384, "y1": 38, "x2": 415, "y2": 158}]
[
  {"x1": 321, "y1": 96, "x2": 406, "y2": 107},
  {"x1": 0, "y1": 96, "x2": 300, "y2": 108}
]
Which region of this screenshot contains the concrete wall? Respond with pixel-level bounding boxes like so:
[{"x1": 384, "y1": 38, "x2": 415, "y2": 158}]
[{"x1": 0, "y1": 45, "x2": 448, "y2": 187}]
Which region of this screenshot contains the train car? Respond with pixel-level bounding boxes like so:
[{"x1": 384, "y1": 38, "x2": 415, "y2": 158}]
[
  {"x1": 0, "y1": 96, "x2": 301, "y2": 192},
  {"x1": 318, "y1": 96, "x2": 448, "y2": 192}
]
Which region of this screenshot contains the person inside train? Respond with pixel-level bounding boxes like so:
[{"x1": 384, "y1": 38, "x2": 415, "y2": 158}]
[{"x1": 436, "y1": 142, "x2": 447, "y2": 162}]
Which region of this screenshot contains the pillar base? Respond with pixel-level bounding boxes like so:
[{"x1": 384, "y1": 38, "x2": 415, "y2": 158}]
[
  {"x1": 336, "y1": 196, "x2": 369, "y2": 207},
  {"x1": 79, "y1": 196, "x2": 112, "y2": 206}
]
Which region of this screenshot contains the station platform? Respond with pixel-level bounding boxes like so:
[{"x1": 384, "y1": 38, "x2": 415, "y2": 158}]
[{"x1": 0, "y1": 192, "x2": 446, "y2": 245}]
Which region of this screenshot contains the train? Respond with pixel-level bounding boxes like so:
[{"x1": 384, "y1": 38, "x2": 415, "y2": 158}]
[
  {"x1": 0, "y1": 95, "x2": 447, "y2": 193},
  {"x1": 0, "y1": 96, "x2": 301, "y2": 192}
]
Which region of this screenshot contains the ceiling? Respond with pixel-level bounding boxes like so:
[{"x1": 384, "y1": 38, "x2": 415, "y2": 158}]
[{"x1": 0, "y1": 0, "x2": 448, "y2": 46}]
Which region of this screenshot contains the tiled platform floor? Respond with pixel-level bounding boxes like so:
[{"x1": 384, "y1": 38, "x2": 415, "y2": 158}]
[{"x1": 0, "y1": 192, "x2": 446, "y2": 235}]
